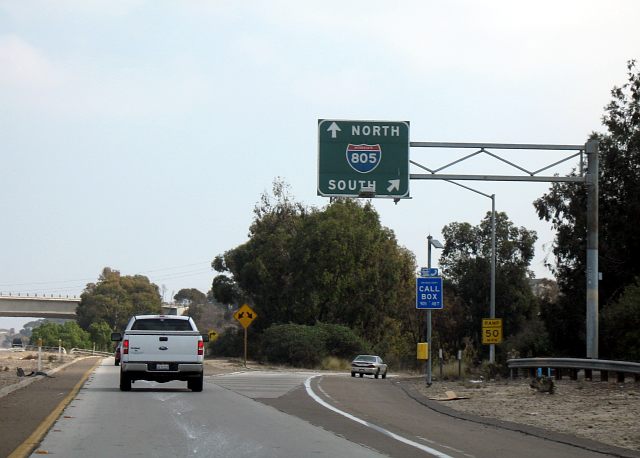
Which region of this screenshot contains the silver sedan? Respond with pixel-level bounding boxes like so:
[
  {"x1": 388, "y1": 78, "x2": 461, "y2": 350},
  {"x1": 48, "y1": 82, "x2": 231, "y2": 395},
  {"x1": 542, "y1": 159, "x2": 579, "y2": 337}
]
[{"x1": 351, "y1": 355, "x2": 388, "y2": 379}]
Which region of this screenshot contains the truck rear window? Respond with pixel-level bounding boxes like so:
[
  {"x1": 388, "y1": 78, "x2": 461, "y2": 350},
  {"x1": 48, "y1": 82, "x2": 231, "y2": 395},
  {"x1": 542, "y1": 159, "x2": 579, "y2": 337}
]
[{"x1": 131, "y1": 318, "x2": 193, "y2": 331}]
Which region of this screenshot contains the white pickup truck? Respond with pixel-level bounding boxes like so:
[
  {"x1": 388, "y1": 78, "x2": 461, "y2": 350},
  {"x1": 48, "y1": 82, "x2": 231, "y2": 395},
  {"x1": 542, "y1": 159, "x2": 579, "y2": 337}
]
[{"x1": 111, "y1": 315, "x2": 209, "y2": 392}]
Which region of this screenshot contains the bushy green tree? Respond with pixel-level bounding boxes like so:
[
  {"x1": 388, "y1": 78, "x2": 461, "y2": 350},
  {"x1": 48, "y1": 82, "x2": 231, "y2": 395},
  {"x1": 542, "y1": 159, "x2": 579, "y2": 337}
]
[
  {"x1": 174, "y1": 288, "x2": 207, "y2": 324},
  {"x1": 439, "y1": 211, "x2": 539, "y2": 353},
  {"x1": 31, "y1": 321, "x2": 91, "y2": 349},
  {"x1": 534, "y1": 61, "x2": 640, "y2": 357},
  {"x1": 211, "y1": 180, "x2": 418, "y2": 345},
  {"x1": 88, "y1": 321, "x2": 113, "y2": 351},
  {"x1": 77, "y1": 267, "x2": 162, "y2": 331}
]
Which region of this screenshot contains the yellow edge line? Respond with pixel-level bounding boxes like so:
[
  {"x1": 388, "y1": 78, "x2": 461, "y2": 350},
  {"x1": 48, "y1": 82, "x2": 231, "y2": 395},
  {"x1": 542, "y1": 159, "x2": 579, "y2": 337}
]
[{"x1": 8, "y1": 357, "x2": 103, "y2": 458}]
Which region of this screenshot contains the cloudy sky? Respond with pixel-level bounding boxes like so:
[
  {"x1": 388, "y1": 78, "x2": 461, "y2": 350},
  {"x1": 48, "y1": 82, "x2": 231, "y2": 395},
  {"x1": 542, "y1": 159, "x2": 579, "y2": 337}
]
[{"x1": 1, "y1": 1, "x2": 639, "y2": 328}]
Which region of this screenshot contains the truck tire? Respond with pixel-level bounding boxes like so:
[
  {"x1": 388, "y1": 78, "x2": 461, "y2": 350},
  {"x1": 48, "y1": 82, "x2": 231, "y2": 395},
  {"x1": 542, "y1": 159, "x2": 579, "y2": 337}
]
[
  {"x1": 120, "y1": 371, "x2": 132, "y2": 391},
  {"x1": 188, "y1": 374, "x2": 203, "y2": 392}
]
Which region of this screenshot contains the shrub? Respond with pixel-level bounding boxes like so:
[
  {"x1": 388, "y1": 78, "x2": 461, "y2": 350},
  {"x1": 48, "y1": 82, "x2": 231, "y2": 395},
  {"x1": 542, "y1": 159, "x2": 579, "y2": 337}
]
[
  {"x1": 260, "y1": 322, "x2": 370, "y2": 368},
  {"x1": 208, "y1": 328, "x2": 244, "y2": 358},
  {"x1": 501, "y1": 317, "x2": 551, "y2": 359},
  {"x1": 261, "y1": 324, "x2": 324, "y2": 367},
  {"x1": 320, "y1": 356, "x2": 350, "y2": 371},
  {"x1": 317, "y1": 323, "x2": 368, "y2": 359}
]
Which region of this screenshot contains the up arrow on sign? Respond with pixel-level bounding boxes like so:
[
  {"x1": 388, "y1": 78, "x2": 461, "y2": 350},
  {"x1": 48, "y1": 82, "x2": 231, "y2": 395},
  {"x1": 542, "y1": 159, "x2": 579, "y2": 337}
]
[{"x1": 327, "y1": 121, "x2": 341, "y2": 138}]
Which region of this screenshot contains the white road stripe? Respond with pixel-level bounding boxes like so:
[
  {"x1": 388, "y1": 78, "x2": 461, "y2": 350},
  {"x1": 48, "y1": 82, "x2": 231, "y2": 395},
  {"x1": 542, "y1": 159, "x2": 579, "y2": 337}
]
[{"x1": 304, "y1": 375, "x2": 455, "y2": 458}]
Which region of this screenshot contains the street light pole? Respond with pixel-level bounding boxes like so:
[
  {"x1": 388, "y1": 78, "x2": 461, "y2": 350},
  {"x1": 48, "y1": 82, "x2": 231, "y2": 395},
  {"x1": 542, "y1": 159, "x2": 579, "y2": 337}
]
[
  {"x1": 427, "y1": 236, "x2": 433, "y2": 386},
  {"x1": 444, "y1": 180, "x2": 497, "y2": 363},
  {"x1": 426, "y1": 235, "x2": 443, "y2": 385},
  {"x1": 489, "y1": 194, "x2": 496, "y2": 364}
]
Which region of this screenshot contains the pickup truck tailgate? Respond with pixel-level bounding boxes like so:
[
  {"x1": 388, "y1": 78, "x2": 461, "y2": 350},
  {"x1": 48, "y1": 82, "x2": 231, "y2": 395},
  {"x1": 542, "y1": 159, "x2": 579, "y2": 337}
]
[{"x1": 125, "y1": 331, "x2": 202, "y2": 362}]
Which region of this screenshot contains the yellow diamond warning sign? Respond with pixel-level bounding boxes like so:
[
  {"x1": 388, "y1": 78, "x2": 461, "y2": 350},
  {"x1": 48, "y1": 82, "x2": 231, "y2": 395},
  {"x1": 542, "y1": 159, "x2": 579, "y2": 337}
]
[{"x1": 233, "y1": 304, "x2": 257, "y2": 329}]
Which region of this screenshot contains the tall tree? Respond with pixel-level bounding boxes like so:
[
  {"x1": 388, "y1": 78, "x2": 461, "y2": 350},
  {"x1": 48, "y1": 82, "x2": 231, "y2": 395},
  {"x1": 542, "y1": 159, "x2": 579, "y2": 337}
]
[
  {"x1": 77, "y1": 267, "x2": 162, "y2": 331},
  {"x1": 534, "y1": 61, "x2": 640, "y2": 357},
  {"x1": 174, "y1": 288, "x2": 207, "y2": 323},
  {"x1": 438, "y1": 211, "x2": 538, "y2": 353},
  {"x1": 211, "y1": 180, "x2": 418, "y2": 346}
]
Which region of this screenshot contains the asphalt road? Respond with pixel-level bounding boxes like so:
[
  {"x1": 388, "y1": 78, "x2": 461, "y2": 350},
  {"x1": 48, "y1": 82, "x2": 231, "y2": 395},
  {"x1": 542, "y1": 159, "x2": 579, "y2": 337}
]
[
  {"x1": 26, "y1": 362, "x2": 384, "y2": 457},
  {"x1": 0, "y1": 356, "x2": 101, "y2": 457},
  {"x1": 2, "y1": 358, "x2": 637, "y2": 458}
]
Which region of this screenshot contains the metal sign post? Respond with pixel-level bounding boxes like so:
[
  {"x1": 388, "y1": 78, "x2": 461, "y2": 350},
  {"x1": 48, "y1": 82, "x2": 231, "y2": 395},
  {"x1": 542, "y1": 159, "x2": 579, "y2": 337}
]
[{"x1": 233, "y1": 304, "x2": 258, "y2": 367}]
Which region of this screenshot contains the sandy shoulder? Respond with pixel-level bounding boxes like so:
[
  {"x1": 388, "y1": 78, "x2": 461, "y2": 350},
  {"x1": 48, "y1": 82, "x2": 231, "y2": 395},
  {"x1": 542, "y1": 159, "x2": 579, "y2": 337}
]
[
  {"x1": 0, "y1": 350, "x2": 80, "y2": 391},
  {"x1": 411, "y1": 378, "x2": 640, "y2": 452}
]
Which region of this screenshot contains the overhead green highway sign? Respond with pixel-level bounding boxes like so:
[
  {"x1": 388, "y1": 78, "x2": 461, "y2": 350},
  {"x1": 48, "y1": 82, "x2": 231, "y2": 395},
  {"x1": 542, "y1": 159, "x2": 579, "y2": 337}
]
[{"x1": 317, "y1": 119, "x2": 410, "y2": 198}]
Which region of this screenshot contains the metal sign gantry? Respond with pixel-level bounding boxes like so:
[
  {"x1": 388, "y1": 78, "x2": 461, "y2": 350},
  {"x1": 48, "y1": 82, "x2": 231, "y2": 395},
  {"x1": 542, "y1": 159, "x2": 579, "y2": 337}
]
[{"x1": 409, "y1": 140, "x2": 599, "y2": 359}]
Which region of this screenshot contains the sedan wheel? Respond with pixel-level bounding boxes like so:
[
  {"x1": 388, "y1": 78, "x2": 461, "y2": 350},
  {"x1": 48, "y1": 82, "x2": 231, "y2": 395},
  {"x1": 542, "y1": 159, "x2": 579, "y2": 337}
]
[
  {"x1": 382, "y1": 371, "x2": 387, "y2": 379},
  {"x1": 351, "y1": 372, "x2": 355, "y2": 377},
  {"x1": 374, "y1": 370, "x2": 380, "y2": 379}
]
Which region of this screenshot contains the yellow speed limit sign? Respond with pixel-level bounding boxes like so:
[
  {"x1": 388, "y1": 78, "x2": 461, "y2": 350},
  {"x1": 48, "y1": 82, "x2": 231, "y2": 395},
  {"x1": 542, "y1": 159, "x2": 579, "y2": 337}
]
[{"x1": 482, "y1": 318, "x2": 503, "y2": 344}]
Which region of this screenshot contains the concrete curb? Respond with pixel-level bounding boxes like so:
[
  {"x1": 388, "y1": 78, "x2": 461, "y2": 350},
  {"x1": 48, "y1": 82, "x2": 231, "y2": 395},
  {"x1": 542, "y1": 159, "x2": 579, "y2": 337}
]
[
  {"x1": 0, "y1": 356, "x2": 102, "y2": 399},
  {"x1": 396, "y1": 378, "x2": 640, "y2": 458}
]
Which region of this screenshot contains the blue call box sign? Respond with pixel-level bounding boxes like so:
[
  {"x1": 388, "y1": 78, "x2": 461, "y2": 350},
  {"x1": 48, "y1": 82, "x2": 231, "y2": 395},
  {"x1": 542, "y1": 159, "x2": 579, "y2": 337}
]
[{"x1": 416, "y1": 277, "x2": 443, "y2": 309}]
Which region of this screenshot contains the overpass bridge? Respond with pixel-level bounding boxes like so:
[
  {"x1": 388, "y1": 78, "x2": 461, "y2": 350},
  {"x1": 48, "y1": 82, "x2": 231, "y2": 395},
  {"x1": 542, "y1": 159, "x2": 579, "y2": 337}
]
[
  {"x1": 0, "y1": 295, "x2": 80, "y2": 318},
  {"x1": 0, "y1": 295, "x2": 188, "y2": 319}
]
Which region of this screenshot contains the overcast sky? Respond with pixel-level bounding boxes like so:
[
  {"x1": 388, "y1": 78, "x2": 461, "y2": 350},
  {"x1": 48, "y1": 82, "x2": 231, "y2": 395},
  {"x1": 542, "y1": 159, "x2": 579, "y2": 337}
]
[{"x1": 1, "y1": 1, "x2": 639, "y2": 330}]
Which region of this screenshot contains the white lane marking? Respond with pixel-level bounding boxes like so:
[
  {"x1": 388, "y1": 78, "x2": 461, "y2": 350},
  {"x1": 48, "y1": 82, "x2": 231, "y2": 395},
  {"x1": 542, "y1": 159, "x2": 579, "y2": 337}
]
[{"x1": 304, "y1": 376, "x2": 454, "y2": 458}]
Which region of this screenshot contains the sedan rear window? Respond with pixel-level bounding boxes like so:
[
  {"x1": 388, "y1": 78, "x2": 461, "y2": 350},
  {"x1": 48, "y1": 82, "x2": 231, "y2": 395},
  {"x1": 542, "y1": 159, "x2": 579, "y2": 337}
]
[
  {"x1": 131, "y1": 318, "x2": 193, "y2": 331},
  {"x1": 354, "y1": 355, "x2": 376, "y2": 362}
]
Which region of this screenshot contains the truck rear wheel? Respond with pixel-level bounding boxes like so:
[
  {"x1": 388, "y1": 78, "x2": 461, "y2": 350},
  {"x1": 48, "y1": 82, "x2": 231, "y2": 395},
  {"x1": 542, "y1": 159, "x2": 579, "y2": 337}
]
[
  {"x1": 188, "y1": 374, "x2": 203, "y2": 392},
  {"x1": 120, "y1": 371, "x2": 132, "y2": 391}
]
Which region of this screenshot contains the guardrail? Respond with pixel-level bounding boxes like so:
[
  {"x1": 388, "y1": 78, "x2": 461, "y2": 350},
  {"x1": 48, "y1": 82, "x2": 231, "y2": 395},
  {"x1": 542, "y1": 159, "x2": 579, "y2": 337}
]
[
  {"x1": 69, "y1": 348, "x2": 113, "y2": 357},
  {"x1": 10, "y1": 345, "x2": 113, "y2": 357},
  {"x1": 507, "y1": 357, "x2": 640, "y2": 383}
]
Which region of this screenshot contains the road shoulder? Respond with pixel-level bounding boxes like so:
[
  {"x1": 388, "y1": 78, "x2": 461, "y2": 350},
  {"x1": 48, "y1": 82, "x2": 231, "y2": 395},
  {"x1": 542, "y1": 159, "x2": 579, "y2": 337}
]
[
  {"x1": 0, "y1": 357, "x2": 101, "y2": 458},
  {"x1": 397, "y1": 378, "x2": 640, "y2": 458}
]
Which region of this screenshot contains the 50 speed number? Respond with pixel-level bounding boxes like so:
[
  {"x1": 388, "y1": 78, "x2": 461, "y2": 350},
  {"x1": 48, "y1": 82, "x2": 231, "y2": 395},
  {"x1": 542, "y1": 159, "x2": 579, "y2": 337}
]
[{"x1": 482, "y1": 318, "x2": 503, "y2": 344}]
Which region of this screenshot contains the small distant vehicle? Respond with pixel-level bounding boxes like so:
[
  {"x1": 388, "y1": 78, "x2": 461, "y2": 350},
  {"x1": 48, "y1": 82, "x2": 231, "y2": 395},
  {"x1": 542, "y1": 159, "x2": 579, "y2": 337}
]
[
  {"x1": 114, "y1": 342, "x2": 121, "y2": 366},
  {"x1": 351, "y1": 354, "x2": 388, "y2": 379},
  {"x1": 11, "y1": 337, "x2": 25, "y2": 351}
]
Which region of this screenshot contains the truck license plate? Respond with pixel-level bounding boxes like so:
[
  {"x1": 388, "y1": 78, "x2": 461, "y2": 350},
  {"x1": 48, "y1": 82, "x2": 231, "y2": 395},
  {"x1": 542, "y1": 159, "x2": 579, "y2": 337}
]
[{"x1": 157, "y1": 364, "x2": 170, "y2": 370}]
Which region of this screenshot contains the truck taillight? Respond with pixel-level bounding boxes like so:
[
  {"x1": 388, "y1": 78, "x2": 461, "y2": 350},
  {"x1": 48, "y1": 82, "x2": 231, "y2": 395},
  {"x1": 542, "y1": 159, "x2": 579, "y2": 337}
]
[
  {"x1": 198, "y1": 340, "x2": 204, "y2": 355},
  {"x1": 123, "y1": 339, "x2": 129, "y2": 354}
]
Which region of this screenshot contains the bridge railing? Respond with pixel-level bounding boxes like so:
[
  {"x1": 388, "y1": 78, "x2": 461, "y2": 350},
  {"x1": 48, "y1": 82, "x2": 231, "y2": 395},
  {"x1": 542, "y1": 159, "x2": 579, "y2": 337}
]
[
  {"x1": 507, "y1": 357, "x2": 640, "y2": 383},
  {"x1": 69, "y1": 348, "x2": 113, "y2": 357},
  {"x1": 15, "y1": 345, "x2": 113, "y2": 357}
]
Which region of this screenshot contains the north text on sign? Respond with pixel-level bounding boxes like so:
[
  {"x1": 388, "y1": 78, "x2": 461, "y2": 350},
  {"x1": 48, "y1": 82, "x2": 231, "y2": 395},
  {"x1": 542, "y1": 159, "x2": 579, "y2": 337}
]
[{"x1": 351, "y1": 125, "x2": 401, "y2": 137}]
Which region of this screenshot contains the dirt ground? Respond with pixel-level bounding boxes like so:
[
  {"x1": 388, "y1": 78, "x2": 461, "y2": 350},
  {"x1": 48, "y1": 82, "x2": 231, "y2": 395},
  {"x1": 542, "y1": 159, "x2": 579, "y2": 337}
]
[
  {"x1": 412, "y1": 377, "x2": 640, "y2": 452},
  {"x1": 2, "y1": 352, "x2": 639, "y2": 453},
  {"x1": 0, "y1": 350, "x2": 80, "y2": 390}
]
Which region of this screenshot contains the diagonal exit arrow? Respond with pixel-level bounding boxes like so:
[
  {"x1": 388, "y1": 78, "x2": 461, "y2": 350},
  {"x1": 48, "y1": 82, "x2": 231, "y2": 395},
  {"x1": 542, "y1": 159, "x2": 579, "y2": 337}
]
[
  {"x1": 327, "y1": 122, "x2": 341, "y2": 139},
  {"x1": 387, "y1": 179, "x2": 400, "y2": 192}
]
